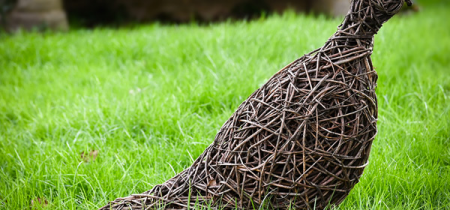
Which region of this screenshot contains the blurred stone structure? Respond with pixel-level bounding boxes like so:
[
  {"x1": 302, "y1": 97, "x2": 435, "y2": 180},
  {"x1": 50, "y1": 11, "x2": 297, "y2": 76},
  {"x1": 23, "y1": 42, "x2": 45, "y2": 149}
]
[
  {"x1": 311, "y1": 0, "x2": 351, "y2": 17},
  {"x1": 4, "y1": 0, "x2": 68, "y2": 31}
]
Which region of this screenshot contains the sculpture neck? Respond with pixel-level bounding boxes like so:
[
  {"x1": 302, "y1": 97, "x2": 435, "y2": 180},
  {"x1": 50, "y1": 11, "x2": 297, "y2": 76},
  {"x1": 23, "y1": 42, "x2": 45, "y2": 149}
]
[{"x1": 330, "y1": 0, "x2": 400, "y2": 49}]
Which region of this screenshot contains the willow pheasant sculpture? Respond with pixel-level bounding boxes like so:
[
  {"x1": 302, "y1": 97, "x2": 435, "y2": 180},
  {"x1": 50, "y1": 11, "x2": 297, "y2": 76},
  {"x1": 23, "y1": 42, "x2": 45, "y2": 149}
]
[{"x1": 101, "y1": 0, "x2": 411, "y2": 209}]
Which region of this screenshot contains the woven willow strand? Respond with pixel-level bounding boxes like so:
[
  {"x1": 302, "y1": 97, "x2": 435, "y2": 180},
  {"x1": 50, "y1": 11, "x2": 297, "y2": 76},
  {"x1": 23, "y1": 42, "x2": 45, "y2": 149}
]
[{"x1": 101, "y1": 0, "x2": 411, "y2": 209}]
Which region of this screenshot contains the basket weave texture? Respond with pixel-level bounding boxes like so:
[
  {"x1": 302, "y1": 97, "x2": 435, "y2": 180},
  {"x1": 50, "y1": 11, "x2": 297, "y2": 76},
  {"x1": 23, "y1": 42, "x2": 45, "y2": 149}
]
[{"x1": 101, "y1": 0, "x2": 410, "y2": 209}]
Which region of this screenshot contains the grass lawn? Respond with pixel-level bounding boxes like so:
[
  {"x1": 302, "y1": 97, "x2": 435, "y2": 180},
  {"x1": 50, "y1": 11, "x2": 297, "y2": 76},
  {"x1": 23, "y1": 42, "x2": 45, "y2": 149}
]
[{"x1": 1, "y1": 0, "x2": 449, "y2": 209}]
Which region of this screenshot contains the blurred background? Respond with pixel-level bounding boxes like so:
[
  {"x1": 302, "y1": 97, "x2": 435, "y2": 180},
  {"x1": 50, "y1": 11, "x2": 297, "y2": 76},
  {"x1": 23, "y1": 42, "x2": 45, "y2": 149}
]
[{"x1": 1, "y1": 0, "x2": 420, "y2": 30}]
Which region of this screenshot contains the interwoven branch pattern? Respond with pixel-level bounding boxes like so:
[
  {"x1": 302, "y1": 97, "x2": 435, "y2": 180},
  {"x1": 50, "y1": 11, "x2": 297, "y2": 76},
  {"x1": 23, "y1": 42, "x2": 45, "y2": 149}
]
[{"x1": 101, "y1": 0, "x2": 409, "y2": 209}]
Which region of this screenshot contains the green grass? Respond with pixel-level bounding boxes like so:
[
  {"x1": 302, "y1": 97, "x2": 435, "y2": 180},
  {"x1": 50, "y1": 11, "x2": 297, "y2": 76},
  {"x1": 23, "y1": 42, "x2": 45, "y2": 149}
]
[{"x1": 1, "y1": 1, "x2": 449, "y2": 209}]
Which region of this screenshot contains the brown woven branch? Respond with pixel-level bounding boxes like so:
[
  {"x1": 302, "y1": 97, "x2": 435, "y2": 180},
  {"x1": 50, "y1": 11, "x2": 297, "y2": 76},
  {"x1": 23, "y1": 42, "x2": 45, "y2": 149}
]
[{"x1": 100, "y1": 0, "x2": 410, "y2": 209}]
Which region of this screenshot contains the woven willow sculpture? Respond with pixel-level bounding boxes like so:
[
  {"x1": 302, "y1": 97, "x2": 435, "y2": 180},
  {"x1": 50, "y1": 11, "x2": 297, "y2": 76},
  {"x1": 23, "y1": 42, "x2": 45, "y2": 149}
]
[{"x1": 101, "y1": 0, "x2": 411, "y2": 209}]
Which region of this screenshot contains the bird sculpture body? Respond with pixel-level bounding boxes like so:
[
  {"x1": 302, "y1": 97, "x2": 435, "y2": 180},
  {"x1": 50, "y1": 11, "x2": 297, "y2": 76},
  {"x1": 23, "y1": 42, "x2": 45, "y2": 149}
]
[{"x1": 101, "y1": 0, "x2": 411, "y2": 209}]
